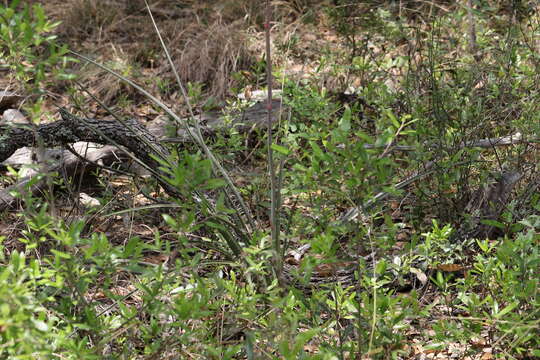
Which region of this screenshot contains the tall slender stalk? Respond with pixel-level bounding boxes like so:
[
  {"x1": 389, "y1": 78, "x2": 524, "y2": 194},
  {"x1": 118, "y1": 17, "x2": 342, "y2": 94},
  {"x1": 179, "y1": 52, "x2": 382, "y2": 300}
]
[
  {"x1": 264, "y1": 0, "x2": 282, "y2": 282},
  {"x1": 143, "y1": 0, "x2": 255, "y2": 234}
]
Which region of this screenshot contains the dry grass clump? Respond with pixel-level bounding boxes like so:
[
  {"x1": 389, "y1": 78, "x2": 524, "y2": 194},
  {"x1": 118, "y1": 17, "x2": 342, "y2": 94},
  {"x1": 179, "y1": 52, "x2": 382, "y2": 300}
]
[
  {"x1": 47, "y1": 0, "x2": 264, "y2": 101},
  {"x1": 44, "y1": 0, "x2": 340, "y2": 103},
  {"x1": 165, "y1": 20, "x2": 255, "y2": 100},
  {"x1": 77, "y1": 53, "x2": 140, "y2": 105},
  {"x1": 54, "y1": 0, "x2": 122, "y2": 43}
]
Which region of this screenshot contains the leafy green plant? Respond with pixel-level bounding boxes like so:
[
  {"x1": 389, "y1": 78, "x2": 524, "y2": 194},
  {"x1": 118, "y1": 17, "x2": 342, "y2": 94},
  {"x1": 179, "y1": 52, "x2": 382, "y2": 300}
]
[
  {"x1": 0, "y1": 0, "x2": 75, "y2": 86},
  {"x1": 0, "y1": 224, "x2": 101, "y2": 359},
  {"x1": 1, "y1": 1, "x2": 538, "y2": 359},
  {"x1": 463, "y1": 216, "x2": 540, "y2": 356}
]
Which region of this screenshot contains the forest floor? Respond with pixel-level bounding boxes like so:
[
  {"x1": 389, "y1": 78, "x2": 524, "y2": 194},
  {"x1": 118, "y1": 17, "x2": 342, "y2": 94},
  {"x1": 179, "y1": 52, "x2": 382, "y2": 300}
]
[{"x1": 0, "y1": 1, "x2": 539, "y2": 359}]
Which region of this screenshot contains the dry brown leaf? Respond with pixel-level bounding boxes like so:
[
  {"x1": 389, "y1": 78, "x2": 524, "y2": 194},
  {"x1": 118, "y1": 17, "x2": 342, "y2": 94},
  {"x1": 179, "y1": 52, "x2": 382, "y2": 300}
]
[
  {"x1": 437, "y1": 264, "x2": 468, "y2": 272},
  {"x1": 480, "y1": 351, "x2": 493, "y2": 360}
]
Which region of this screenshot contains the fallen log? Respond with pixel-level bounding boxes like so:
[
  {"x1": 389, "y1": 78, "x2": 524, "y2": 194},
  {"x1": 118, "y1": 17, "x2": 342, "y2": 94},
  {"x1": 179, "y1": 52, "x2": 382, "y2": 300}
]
[{"x1": 0, "y1": 99, "x2": 284, "y2": 210}]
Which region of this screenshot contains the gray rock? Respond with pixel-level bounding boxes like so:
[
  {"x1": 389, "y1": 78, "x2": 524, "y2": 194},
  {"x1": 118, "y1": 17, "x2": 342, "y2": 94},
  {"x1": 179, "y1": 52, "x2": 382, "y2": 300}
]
[{"x1": 2, "y1": 108, "x2": 28, "y2": 124}]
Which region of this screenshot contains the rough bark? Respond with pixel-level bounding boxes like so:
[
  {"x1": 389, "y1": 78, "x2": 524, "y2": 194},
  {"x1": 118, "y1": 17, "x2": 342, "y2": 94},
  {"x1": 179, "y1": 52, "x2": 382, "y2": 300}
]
[
  {"x1": 0, "y1": 99, "x2": 285, "y2": 210},
  {"x1": 0, "y1": 108, "x2": 169, "y2": 166}
]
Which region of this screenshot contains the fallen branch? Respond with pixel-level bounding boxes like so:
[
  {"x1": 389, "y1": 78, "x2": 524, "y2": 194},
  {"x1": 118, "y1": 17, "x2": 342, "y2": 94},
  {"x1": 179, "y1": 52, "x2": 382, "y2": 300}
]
[
  {"x1": 362, "y1": 132, "x2": 535, "y2": 151},
  {"x1": 0, "y1": 100, "x2": 284, "y2": 210}
]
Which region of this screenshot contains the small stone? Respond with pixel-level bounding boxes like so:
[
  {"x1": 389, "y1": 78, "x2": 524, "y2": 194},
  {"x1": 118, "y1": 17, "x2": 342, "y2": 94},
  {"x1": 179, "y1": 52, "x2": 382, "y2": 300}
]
[
  {"x1": 2, "y1": 109, "x2": 28, "y2": 124},
  {"x1": 79, "y1": 192, "x2": 100, "y2": 208}
]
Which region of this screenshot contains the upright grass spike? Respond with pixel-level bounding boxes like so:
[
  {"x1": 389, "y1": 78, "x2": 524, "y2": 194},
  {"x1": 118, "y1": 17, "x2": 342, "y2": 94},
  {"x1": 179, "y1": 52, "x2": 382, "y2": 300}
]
[
  {"x1": 264, "y1": 0, "x2": 284, "y2": 284},
  {"x1": 143, "y1": 0, "x2": 256, "y2": 235}
]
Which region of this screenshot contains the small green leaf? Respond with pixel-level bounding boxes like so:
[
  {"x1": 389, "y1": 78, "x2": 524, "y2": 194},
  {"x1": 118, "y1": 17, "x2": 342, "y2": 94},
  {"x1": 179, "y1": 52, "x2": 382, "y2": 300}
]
[
  {"x1": 480, "y1": 219, "x2": 505, "y2": 230},
  {"x1": 50, "y1": 249, "x2": 71, "y2": 260},
  {"x1": 494, "y1": 301, "x2": 518, "y2": 319},
  {"x1": 202, "y1": 178, "x2": 226, "y2": 190},
  {"x1": 124, "y1": 237, "x2": 140, "y2": 257},
  {"x1": 162, "y1": 214, "x2": 177, "y2": 228},
  {"x1": 310, "y1": 141, "x2": 328, "y2": 161},
  {"x1": 355, "y1": 130, "x2": 374, "y2": 144},
  {"x1": 271, "y1": 143, "x2": 290, "y2": 155},
  {"x1": 375, "y1": 260, "x2": 388, "y2": 275},
  {"x1": 385, "y1": 110, "x2": 400, "y2": 128},
  {"x1": 339, "y1": 107, "x2": 351, "y2": 131},
  {"x1": 206, "y1": 221, "x2": 226, "y2": 231}
]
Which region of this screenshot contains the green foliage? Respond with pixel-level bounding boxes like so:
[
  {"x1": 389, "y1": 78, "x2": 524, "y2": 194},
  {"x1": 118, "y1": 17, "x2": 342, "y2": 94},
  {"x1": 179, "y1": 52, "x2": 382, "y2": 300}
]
[
  {"x1": 0, "y1": 237, "x2": 97, "y2": 359},
  {"x1": 0, "y1": 0, "x2": 75, "y2": 87},
  {"x1": 5, "y1": 205, "x2": 537, "y2": 358},
  {"x1": 463, "y1": 217, "x2": 540, "y2": 354},
  {"x1": 1, "y1": 1, "x2": 538, "y2": 359},
  {"x1": 281, "y1": 77, "x2": 414, "y2": 248}
]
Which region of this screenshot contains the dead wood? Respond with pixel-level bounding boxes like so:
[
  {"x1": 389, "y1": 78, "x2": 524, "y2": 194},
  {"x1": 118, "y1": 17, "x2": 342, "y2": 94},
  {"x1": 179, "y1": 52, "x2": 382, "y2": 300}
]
[
  {"x1": 455, "y1": 169, "x2": 523, "y2": 241},
  {"x1": 0, "y1": 99, "x2": 284, "y2": 210},
  {"x1": 157, "y1": 98, "x2": 283, "y2": 144},
  {"x1": 0, "y1": 91, "x2": 22, "y2": 112}
]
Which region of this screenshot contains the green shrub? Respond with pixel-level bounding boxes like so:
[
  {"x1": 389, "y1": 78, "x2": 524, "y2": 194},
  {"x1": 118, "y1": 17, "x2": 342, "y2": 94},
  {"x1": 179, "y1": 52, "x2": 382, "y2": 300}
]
[{"x1": 0, "y1": 0, "x2": 75, "y2": 87}]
